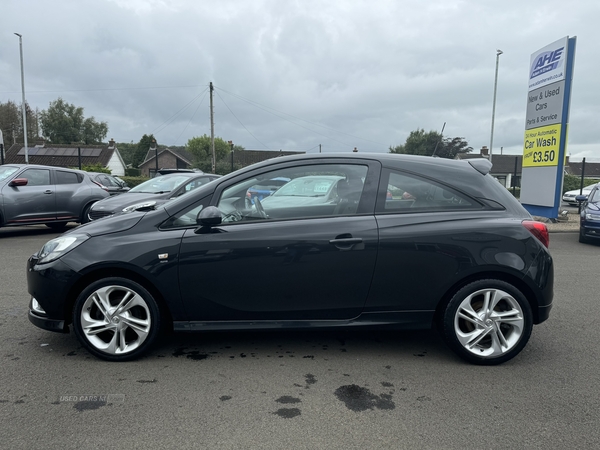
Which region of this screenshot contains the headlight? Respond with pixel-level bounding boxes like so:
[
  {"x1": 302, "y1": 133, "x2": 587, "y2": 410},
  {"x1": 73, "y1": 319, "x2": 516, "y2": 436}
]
[
  {"x1": 37, "y1": 234, "x2": 90, "y2": 264},
  {"x1": 122, "y1": 201, "x2": 157, "y2": 212},
  {"x1": 585, "y1": 213, "x2": 600, "y2": 221}
]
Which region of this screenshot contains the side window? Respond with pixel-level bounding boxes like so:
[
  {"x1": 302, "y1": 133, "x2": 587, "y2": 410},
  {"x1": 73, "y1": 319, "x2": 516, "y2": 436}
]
[
  {"x1": 381, "y1": 171, "x2": 476, "y2": 213},
  {"x1": 102, "y1": 175, "x2": 118, "y2": 187},
  {"x1": 161, "y1": 198, "x2": 209, "y2": 229},
  {"x1": 217, "y1": 163, "x2": 368, "y2": 223},
  {"x1": 56, "y1": 170, "x2": 81, "y2": 185},
  {"x1": 21, "y1": 169, "x2": 51, "y2": 186}
]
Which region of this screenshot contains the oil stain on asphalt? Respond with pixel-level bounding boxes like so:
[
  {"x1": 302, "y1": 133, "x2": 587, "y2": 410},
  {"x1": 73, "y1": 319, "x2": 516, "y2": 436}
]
[{"x1": 334, "y1": 384, "x2": 395, "y2": 412}]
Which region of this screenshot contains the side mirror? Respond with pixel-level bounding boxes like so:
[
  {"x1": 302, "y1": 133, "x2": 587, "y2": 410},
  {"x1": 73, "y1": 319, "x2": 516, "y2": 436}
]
[
  {"x1": 197, "y1": 206, "x2": 222, "y2": 226},
  {"x1": 8, "y1": 178, "x2": 28, "y2": 187},
  {"x1": 575, "y1": 195, "x2": 588, "y2": 202}
]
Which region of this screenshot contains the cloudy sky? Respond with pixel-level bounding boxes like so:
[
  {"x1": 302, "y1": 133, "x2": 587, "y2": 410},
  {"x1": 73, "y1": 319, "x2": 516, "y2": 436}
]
[{"x1": 1, "y1": 0, "x2": 599, "y2": 160}]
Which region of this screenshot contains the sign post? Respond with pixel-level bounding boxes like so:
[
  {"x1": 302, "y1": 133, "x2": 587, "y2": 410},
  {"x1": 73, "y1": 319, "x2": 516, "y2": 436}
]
[{"x1": 520, "y1": 36, "x2": 577, "y2": 219}]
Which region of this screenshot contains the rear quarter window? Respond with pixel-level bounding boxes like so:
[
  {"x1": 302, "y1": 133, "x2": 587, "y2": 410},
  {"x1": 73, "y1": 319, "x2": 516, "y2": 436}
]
[{"x1": 56, "y1": 170, "x2": 82, "y2": 184}]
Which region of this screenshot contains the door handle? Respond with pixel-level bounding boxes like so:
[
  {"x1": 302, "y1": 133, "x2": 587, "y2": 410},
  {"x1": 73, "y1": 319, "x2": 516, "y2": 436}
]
[
  {"x1": 44, "y1": 190, "x2": 53, "y2": 194},
  {"x1": 329, "y1": 237, "x2": 363, "y2": 251},
  {"x1": 329, "y1": 238, "x2": 363, "y2": 245}
]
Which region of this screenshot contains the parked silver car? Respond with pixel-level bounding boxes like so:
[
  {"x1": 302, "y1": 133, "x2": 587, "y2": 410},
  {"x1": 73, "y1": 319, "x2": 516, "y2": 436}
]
[
  {"x1": 0, "y1": 164, "x2": 109, "y2": 230},
  {"x1": 87, "y1": 172, "x2": 130, "y2": 196}
]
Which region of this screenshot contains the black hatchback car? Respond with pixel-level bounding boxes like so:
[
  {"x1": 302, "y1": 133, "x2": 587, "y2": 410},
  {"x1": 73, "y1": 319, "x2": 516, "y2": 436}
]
[{"x1": 27, "y1": 153, "x2": 553, "y2": 364}]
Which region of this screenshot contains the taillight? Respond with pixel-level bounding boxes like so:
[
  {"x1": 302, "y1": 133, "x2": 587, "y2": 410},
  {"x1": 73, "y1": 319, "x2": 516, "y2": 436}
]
[
  {"x1": 522, "y1": 220, "x2": 549, "y2": 248},
  {"x1": 92, "y1": 180, "x2": 109, "y2": 192}
]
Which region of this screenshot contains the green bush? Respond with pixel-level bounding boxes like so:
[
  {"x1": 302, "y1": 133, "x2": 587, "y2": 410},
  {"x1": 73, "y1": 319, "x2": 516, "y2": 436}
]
[
  {"x1": 125, "y1": 168, "x2": 141, "y2": 177},
  {"x1": 563, "y1": 174, "x2": 597, "y2": 194},
  {"x1": 508, "y1": 187, "x2": 520, "y2": 199}
]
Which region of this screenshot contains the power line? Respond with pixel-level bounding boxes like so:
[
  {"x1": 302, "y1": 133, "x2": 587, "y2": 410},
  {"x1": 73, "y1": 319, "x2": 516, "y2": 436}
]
[
  {"x1": 0, "y1": 84, "x2": 205, "y2": 95},
  {"x1": 214, "y1": 90, "x2": 269, "y2": 149},
  {"x1": 214, "y1": 85, "x2": 387, "y2": 147}
]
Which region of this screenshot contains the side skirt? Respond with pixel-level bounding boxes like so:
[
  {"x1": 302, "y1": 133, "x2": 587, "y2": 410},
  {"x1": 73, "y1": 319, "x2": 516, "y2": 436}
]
[{"x1": 173, "y1": 311, "x2": 434, "y2": 332}]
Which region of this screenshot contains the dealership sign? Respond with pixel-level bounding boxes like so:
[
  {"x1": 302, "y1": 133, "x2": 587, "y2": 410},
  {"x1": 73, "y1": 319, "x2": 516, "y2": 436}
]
[{"x1": 520, "y1": 36, "x2": 576, "y2": 217}]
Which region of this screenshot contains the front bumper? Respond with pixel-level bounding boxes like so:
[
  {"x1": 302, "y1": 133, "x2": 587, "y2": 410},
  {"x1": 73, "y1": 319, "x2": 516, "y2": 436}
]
[
  {"x1": 27, "y1": 255, "x2": 80, "y2": 329},
  {"x1": 28, "y1": 309, "x2": 69, "y2": 333}
]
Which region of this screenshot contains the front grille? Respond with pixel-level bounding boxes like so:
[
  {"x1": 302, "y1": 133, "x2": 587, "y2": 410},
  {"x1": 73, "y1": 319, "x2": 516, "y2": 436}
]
[{"x1": 89, "y1": 210, "x2": 114, "y2": 221}]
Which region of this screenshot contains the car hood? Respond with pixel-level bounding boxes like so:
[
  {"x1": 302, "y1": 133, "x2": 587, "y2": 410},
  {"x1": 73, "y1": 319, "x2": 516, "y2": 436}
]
[
  {"x1": 90, "y1": 192, "x2": 172, "y2": 213},
  {"x1": 66, "y1": 211, "x2": 145, "y2": 237}
]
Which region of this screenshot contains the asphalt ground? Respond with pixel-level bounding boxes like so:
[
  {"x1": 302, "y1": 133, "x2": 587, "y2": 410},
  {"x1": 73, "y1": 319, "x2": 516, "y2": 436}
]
[{"x1": 1, "y1": 225, "x2": 598, "y2": 449}]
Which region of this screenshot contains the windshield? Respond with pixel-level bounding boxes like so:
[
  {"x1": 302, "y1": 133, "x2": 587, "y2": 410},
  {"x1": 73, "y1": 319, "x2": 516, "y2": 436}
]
[
  {"x1": 0, "y1": 166, "x2": 19, "y2": 182},
  {"x1": 273, "y1": 176, "x2": 342, "y2": 197},
  {"x1": 129, "y1": 175, "x2": 191, "y2": 194}
]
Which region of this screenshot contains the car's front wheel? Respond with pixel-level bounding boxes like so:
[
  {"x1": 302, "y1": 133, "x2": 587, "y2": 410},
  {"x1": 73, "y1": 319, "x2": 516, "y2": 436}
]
[
  {"x1": 579, "y1": 229, "x2": 590, "y2": 244},
  {"x1": 72, "y1": 278, "x2": 161, "y2": 361},
  {"x1": 441, "y1": 280, "x2": 533, "y2": 365}
]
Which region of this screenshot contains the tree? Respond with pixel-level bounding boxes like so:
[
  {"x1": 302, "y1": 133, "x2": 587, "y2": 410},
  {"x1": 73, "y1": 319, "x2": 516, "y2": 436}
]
[
  {"x1": 390, "y1": 129, "x2": 472, "y2": 159},
  {"x1": 186, "y1": 134, "x2": 234, "y2": 173},
  {"x1": 131, "y1": 134, "x2": 157, "y2": 168},
  {"x1": 39, "y1": 98, "x2": 108, "y2": 144},
  {"x1": 0, "y1": 100, "x2": 39, "y2": 144}
]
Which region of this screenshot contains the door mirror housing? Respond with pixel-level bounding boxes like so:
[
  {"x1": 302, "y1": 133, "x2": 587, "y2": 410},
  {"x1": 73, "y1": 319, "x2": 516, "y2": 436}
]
[
  {"x1": 8, "y1": 178, "x2": 28, "y2": 187},
  {"x1": 197, "y1": 206, "x2": 222, "y2": 226}
]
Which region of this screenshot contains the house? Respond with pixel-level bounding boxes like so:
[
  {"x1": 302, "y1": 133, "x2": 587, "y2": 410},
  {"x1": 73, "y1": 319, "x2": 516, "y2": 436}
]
[
  {"x1": 564, "y1": 160, "x2": 600, "y2": 180},
  {"x1": 233, "y1": 150, "x2": 305, "y2": 167},
  {"x1": 139, "y1": 148, "x2": 305, "y2": 177},
  {"x1": 3, "y1": 138, "x2": 127, "y2": 176},
  {"x1": 139, "y1": 147, "x2": 194, "y2": 178},
  {"x1": 456, "y1": 146, "x2": 522, "y2": 188}
]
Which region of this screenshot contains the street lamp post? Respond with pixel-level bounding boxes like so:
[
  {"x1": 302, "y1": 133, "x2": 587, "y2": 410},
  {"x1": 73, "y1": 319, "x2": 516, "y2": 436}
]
[
  {"x1": 489, "y1": 49, "x2": 503, "y2": 165},
  {"x1": 14, "y1": 33, "x2": 28, "y2": 164}
]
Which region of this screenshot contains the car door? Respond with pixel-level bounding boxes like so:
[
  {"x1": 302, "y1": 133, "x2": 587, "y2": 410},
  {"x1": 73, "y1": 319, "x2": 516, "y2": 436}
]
[
  {"x1": 176, "y1": 161, "x2": 380, "y2": 321},
  {"x1": 1, "y1": 167, "x2": 56, "y2": 224},
  {"x1": 54, "y1": 169, "x2": 89, "y2": 222}
]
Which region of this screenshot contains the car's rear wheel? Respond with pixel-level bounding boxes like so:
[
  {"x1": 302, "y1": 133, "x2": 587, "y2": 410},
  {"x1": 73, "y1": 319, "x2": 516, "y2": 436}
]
[
  {"x1": 441, "y1": 279, "x2": 532, "y2": 365},
  {"x1": 72, "y1": 278, "x2": 161, "y2": 361}
]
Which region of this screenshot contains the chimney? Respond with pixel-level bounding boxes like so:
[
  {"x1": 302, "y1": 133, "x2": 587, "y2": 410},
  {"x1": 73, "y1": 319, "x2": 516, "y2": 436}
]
[
  {"x1": 353, "y1": 147, "x2": 358, "y2": 152},
  {"x1": 480, "y1": 146, "x2": 489, "y2": 157},
  {"x1": 35, "y1": 138, "x2": 45, "y2": 147},
  {"x1": 108, "y1": 138, "x2": 116, "y2": 149}
]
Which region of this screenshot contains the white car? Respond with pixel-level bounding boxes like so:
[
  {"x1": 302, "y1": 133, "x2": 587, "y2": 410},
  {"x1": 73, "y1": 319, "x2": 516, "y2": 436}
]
[{"x1": 563, "y1": 183, "x2": 599, "y2": 205}]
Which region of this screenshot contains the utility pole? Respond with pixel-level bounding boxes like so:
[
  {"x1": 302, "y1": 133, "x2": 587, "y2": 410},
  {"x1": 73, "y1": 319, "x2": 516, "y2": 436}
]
[
  {"x1": 319, "y1": 144, "x2": 321, "y2": 153},
  {"x1": 15, "y1": 33, "x2": 28, "y2": 164},
  {"x1": 209, "y1": 82, "x2": 216, "y2": 174},
  {"x1": 228, "y1": 140, "x2": 234, "y2": 173}
]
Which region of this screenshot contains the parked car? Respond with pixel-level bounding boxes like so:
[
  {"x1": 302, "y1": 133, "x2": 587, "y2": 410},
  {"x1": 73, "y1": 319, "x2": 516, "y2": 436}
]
[
  {"x1": 0, "y1": 164, "x2": 109, "y2": 230},
  {"x1": 246, "y1": 177, "x2": 290, "y2": 204},
  {"x1": 155, "y1": 168, "x2": 200, "y2": 176},
  {"x1": 27, "y1": 153, "x2": 553, "y2": 365},
  {"x1": 87, "y1": 172, "x2": 130, "y2": 196},
  {"x1": 577, "y1": 185, "x2": 600, "y2": 243},
  {"x1": 88, "y1": 172, "x2": 221, "y2": 220},
  {"x1": 562, "y1": 183, "x2": 599, "y2": 205}
]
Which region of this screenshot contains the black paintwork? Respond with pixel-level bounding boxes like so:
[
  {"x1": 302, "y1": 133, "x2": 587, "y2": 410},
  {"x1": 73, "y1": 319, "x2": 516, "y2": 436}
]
[{"x1": 27, "y1": 153, "x2": 553, "y2": 334}]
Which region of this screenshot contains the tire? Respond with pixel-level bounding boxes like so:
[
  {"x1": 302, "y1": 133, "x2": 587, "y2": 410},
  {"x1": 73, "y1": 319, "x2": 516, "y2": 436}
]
[
  {"x1": 45, "y1": 222, "x2": 68, "y2": 231},
  {"x1": 72, "y1": 277, "x2": 161, "y2": 361},
  {"x1": 579, "y1": 229, "x2": 590, "y2": 244},
  {"x1": 441, "y1": 279, "x2": 533, "y2": 365},
  {"x1": 81, "y1": 203, "x2": 93, "y2": 224}
]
